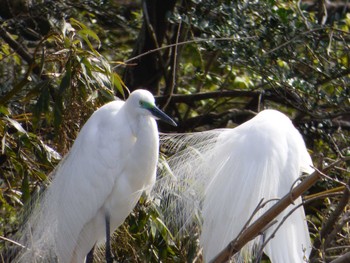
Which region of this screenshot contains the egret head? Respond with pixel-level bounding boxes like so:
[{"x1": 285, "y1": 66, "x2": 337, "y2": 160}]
[{"x1": 128, "y1": 89, "x2": 177, "y2": 127}]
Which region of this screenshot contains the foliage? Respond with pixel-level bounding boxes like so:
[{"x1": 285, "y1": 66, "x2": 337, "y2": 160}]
[
  {"x1": 0, "y1": 0, "x2": 349, "y2": 262},
  {"x1": 0, "y1": 0, "x2": 125, "y2": 252}
]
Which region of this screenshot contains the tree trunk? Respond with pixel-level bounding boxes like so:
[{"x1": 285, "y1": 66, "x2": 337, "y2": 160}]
[{"x1": 123, "y1": 0, "x2": 177, "y2": 94}]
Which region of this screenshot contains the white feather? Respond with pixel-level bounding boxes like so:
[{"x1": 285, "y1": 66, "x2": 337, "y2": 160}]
[
  {"x1": 15, "y1": 89, "x2": 167, "y2": 263},
  {"x1": 156, "y1": 109, "x2": 313, "y2": 262}
]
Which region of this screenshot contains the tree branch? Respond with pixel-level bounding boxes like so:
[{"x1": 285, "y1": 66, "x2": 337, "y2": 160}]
[
  {"x1": 210, "y1": 158, "x2": 347, "y2": 263},
  {"x1": 310, "y1": 178, "x2": 350, "y2": 260},
  {"x1": 155, "y1": 90, "x2": 261, "y2": 105},
  {"x1": 0, "y1": 25, "x2": 33, "y2": 64},
  {"x1": 330, "y1": 252, "x2": 350, "y2": 263}
]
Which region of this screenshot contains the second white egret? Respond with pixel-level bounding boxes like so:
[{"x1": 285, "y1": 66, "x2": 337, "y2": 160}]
[{"x1": 157, "y1": 109, "x2": 313, "y2": 262}]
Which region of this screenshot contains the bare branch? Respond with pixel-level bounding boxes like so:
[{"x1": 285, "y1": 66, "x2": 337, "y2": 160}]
[
  {"x1": 155, "y1": 90, "x2": 261, "y2": 105},
  {"x1": 310, "y1": 178, "x2": 350, "y2": 260},
  {"x1": 329, "y1": 251, "x2": 350, "y2": 263},
  {"x1": 0, "y1": 25, "x2": 33, "y2": 64}
]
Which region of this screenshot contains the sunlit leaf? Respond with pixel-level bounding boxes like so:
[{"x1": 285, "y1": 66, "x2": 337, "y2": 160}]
[
  {"x1": 6, "y1": 117, "x2": 27, "y2": 134},
  {"x1": 78, "y1": 29, "x2": 101, "y2": 47},
  {"x1": 70, "y1": 17, "x2": 87, "y2": 30},
  {"x1": 21, "y1": 171, "x2": 30, "y2": 203},
  {"x1": 112, "y1": 72, "x2": 126, "y2": 98}
]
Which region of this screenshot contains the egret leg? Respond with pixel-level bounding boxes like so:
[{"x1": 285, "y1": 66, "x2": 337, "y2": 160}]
[
  {"x1": 255, "y1": 232, "x2": 266, "y2": 263},
  {"x1": 86, "y1": 245, "x2": 95, "y2": 263},
  {"x1": 105, "y1": 213, "x2": 113, "y2": 263}
]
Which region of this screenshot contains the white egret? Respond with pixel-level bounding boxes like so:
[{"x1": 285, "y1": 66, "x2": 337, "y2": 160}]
[
  {"x1": 15, "y1": 89, "x2": 176, "y2": 263},
  {"x1": 157, "y1": 109, "x2": 313, "y2": 262}
]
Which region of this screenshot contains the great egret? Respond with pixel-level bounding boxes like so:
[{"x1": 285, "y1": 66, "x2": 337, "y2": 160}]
[
  {"x1": 15, "y1": 89, "x2": 176, "y2": 263},
  {"x1": 157, "y1": 109, "x2": 313, "y2": 262}
]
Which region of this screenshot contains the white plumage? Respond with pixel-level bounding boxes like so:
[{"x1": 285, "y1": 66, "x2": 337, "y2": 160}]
[
  {"x1": 157, "y1": 109, "x2": 313, "y2": 262},
  {"x1": 16, "y1": 89, "x2": 176, "y2": 263}
]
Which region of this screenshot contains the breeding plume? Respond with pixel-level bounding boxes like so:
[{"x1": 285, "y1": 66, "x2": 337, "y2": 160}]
[
  {"x1": 15, "y1": 89, "x2": 176, "y2": 263},
  {"x1": 157, "y1": 109, "x2": 313, "y2": 262}
]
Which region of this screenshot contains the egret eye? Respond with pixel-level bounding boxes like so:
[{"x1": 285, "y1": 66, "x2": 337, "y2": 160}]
[{"x1": 139, "y1": 100, "x2": 144, "y2": 107}]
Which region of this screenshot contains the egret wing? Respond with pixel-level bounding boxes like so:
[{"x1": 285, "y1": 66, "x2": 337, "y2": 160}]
[{"x1": 48, "y1": 101, "x2": 131, "y2": 262}]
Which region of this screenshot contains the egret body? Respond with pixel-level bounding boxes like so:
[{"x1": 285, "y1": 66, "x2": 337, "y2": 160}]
[
  {"x1": 16, "y1": 89, "x2": 176, "y2": 263},
  {"x1": 201, "y1": 110, "x2": 312, "y2": 262},
  {"x1": 158, "y1": 109, "x2": 313, "y2": 263}
]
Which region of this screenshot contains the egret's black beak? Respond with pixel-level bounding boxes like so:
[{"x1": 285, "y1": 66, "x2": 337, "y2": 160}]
[{"x1": 149, "y1": 106, "x2": 177, "y2": 127}]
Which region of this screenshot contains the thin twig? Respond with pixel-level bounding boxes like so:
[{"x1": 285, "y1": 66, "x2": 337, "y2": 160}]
[
  {"x1": 297, "y1": 0, "x2": 311, "y2": 29},
  {"x1": 114, "y1": 36, "x2": 258, "y2": 69},
  {"x1": 0, "y1": 235, "x2": 25, "y2": 248},
  {"x1": 324, "y1": 211, "x2": 350, "y2": 250},
  {"x1": 0, "y1": 26, "x2": 34, "y2": 64},
  {"x1": 255, "y1": 202, "x2": 306, "y2": 262},
  {"x1": 155, "y1": 90, "x2": 261, "y2": 104},
  {"x1": 329, "y1": 251, "x2": 350, "y2": 263},
  {"x1": 263, "y1": 27, "x2": 326, "y2": 56}
]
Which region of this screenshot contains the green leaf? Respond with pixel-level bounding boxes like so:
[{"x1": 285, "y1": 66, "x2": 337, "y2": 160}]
[
  {"x1": 41, "y1": 142, "x2": 61, "y2": 161},
  {"x1": 1, "y1": 134, "x2": 6, "y2": 154},
  {"x1": 21, "y1": 171, "x2": 30, "y2": 203},
  {"x1": 150, "y1": 215, "x2": 175, "y2": 244},
  {"x1": 77, "y1": 28, "x2": 101, "y2": 56},
  {"x1": 59, "y1": 62, "x2": 72, "y2": 93},
  {"x1": 112, "y1": 73, "x2": 126, "y2": 97},
  {"x1": 53, "y1": 97, "x2": 63, "y2": 131},
  {"x1": 99, "y1": 88, "x2": 115, "y2": 101},
  {"x1": 0, "y1": 105, "x2": 10, "y2": 115},
  {"x1": 69, "y1": 18, "x2": 87, "y2": 30},
  {"x1": 33, "y1": 82, "x2": 51, "y2": 128},
  {"x1": 150, "y1": 218, "x2": 157, "y2": 239},
  {"x1": 6, "y1": 117, "x2": 27, "y2": 134},
  {"x1": 79, "y1": 29, "x2": 101, "y2": 47},
  {"x1": 80, "y1": 56, "x2": 93, "y2": 78}
]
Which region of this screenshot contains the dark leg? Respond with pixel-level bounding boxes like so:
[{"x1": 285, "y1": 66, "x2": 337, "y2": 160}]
[
  {"x1": 255, "y1": 233, "x2": 266, "y2": 263},
  {"x1": 86, "y1": 245, "x2": 95, "y2": 263},
  {"x1": 105, "y1": 213, "x2": 113, "y2": 263}
]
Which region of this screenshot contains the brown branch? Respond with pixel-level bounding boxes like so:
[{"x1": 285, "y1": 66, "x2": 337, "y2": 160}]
[
  {"x1": 169, "y1": 109, "x2": 256, "y2": 131},
  {"x1": 118, "y1": 36, "x2": 258, "y2": 69},
  {"x1": 0, "y1": 75, "x2": 31, "y2": 104},
  {"x1": 303, "y1": 0, "x2": 350, "y2": 25},
  {"x1": 317, "y1": 68, "x2": 350, "y2": 86},
  {"x1": 155, "y1": 90, "x2": 261, "y2": 105},
  {"x1": 255, "y1": 202, "x2": 306, "y2": 260},
  {"x1": 0, "y1": 25, "x2": 43, "y2": 104},
  {"x1": 156, "y1": 87, "x2": 307, "y2": 113},
  {"x1": 310, "y1": 178, "x2": 350, "y2": 260},
  {"x1": 324, "y1": 211, "x2": 350, "y2": 249},
  {"x1": 162, "y1": 20, "x2": 183, "y2": 109},
  {"x1": 0, "y1": 25, "x2": 33, "y2": 64},
  {"x1": 330, "y1": 252, "x2": 350, "y2": 263},
  {"x1": 210, "y1": 158, "x2": 347, "y2": 263},
  {"x1": 155, "y1": 90, "x2": 350, "y2": 131}
]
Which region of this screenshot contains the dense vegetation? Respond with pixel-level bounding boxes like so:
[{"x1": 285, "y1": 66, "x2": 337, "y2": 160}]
[{"x1": 0, "y1": 0, "x2": 349, "y2": 262}]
